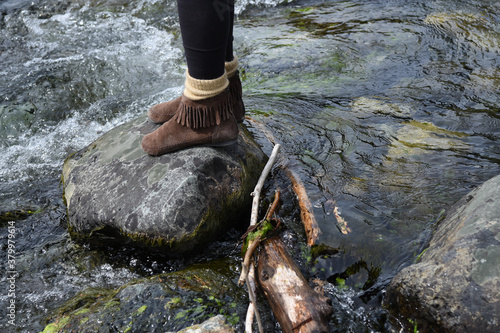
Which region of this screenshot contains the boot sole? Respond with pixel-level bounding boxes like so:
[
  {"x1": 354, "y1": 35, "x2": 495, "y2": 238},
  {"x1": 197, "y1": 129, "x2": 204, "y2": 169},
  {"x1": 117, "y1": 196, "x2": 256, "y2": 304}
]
[{"x1": 203, "y1": 138, "x2": 238, "y2": 148}]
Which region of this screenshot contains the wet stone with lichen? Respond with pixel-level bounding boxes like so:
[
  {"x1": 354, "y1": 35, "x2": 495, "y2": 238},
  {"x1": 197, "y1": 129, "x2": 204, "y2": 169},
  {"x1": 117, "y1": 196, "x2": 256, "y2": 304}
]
[{"x1": 61, "y1": 114, "x2": 267, "y2": 255}]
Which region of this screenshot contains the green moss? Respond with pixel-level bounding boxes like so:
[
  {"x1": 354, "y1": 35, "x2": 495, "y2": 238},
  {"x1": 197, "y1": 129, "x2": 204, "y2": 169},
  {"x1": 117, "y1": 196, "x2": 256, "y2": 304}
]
[
  {"x1": 251, "y1": 109, "x2": 276, "y2": 117},
  {"x1": 335, "y1": 277, "x2": 347, "y2": 290},
  {"x1": 52, "y1": 288, "x2": 114, "y2": 317},
  {"x1": 103, "y1": 299, "x2": 121, "y2": 310},
  {"x1": 414, "y1": 248, "x2": 428, "y2": 263},
  {"x1": 74, "y1": 308, "x2": 90, "y2": 316},
  {"x1": 123, "y1": 322, "x2": 133, "y2": 333},
  {"x1": 0, "y1": 208, "x2": 42, "y2": 227},
  {"x1": 42, "y1": 287, "x2": 118, "y2": 333},
  {"x1": 405, "y1": 120, "x2": 469, "y2": 138},
  {"x1": 41, "y1": 257, "x2": 248, "y2": 332},
  {"x1": 408, "y1": 318, "x2": 420, "y2": 333},
  {"x1": 165, "y1": 297, "x2": 183, "y2": 310},
  {"x1": 300, "y1": 243, "x2": 313, "y2": 264},
  {"x1": 310, "y1": 243, "x2": 338, "y2": 259},
  {"x1": 242, "y1": 219, "x2": 274, "y2": 254},
  {"x1": 226, "y1": 313, "x2": 240, "y2": 326},
  {"x1": 175, "y1": 309, "x2": 189, "y2": 321},
  {"x1": 78, "y1": 317, "x2": 89, "y2": 325},
  {"x1": 135, "y1": 305, "x2": 147, "y2": 315},
  {"x1": 41, "y1": 316, "x2": 71, "y2": 333}
]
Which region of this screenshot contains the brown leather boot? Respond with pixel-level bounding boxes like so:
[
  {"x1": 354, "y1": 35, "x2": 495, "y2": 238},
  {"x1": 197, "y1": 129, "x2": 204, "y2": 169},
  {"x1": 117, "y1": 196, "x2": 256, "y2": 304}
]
[
  {"x1": 147, "y1": 76, "x2": 245, "y2": 124},
  {"x1": 141, "y1": 90, "x2": 238, "y2": 156},
  {"x1": 228, "y1": 70, "x2": 245, "y2": 123},
  {"x1": 225, "y1": 56, "x2": 245, "y2": 122},
  {"x1": 147, "y1": 95, "x2": 182, "y2": 125},
  {"x1": 148, "y1": 57, "x2": 245, "y2": 124}
]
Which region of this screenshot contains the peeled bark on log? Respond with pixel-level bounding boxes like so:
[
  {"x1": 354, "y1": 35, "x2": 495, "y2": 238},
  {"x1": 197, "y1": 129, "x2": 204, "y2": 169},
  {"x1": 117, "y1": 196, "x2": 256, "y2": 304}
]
[{"x1": 257, "y1": 237, "x2": 333, "y2": 333}]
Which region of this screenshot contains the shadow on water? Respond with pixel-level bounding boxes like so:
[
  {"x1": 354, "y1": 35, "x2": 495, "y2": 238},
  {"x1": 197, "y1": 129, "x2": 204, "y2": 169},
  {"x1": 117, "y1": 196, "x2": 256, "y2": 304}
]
[{"x1": 0, "y1": 0, "x2": 499, "y2": 331}]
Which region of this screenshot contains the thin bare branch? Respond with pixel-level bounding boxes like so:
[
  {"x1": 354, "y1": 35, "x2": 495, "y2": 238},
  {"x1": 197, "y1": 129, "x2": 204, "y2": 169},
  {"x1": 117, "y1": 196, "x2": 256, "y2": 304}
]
[
  {"x1": 266, "y1": 190, "x2": 281, "y2": 220},
  {"x1": 250, "y1": 144, "x2": 281, "y2": 227},
  {"x1": 242, "y1": 143, "x2": 280, "y2": 333}
]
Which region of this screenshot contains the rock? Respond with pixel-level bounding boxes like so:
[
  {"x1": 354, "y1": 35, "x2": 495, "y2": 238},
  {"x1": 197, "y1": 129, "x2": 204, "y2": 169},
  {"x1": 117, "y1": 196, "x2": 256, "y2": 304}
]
[
  {"x1": 385, "y1": 174, "x2": 500, "y2": 333},
  {"x1": 175, "y1": 315, "x2": 235, "y2": 333},
  {"x1": 424, "y1": 11, "x2": 499, "y2": 50},
  {"x1": 351, "y1": 97, "x2": 414, "y2": 119},
  {"x1": 62, "y1": 114, "x2": 266, "y2": 254},
  {"x1": 41, "y1": 259, "x2": 244, "y2": 333},
  {"x1": 385, "y1": 120, "x2": 469, "y2": 159}
]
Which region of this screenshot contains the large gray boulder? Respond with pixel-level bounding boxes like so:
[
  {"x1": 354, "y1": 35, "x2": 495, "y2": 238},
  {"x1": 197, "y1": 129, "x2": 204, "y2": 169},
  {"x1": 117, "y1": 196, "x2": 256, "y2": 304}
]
[
  {"x1": 62, "y1": 114, "x2": 266, "y2": 254},
  {"x1": 385, "y1": 174, "x2": 500, "y2": 332}
]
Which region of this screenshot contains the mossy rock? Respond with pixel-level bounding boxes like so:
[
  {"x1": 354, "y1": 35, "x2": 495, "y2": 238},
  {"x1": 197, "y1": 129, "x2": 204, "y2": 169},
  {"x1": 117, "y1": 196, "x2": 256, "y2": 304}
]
[
  {"x1": 385, "y1": 174, "x2": 500, "y2": 332},
  {"x1": 41, "y1": 259, "x2": 245, "y2": 333},
  {"x1": 62, "y1": 114, "x2": 266, "y2": 254}
]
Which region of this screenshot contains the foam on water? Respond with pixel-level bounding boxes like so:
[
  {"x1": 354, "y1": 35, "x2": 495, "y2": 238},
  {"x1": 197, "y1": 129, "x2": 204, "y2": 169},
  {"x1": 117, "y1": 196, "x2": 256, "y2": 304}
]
[
  {"x1": 235, "y1": 0, "x2": 291, "y2": 14},
  {"x1": 0, "y1": 4, "x2": 183, "y2": 207}
]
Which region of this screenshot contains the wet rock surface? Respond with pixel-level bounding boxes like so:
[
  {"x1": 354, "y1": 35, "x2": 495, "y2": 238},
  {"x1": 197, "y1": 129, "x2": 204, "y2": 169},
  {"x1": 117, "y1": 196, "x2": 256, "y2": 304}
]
[
  {"x1": 41, "y1": 260, "x2": 243, "y2": 332},
  {"x1": 385, "y1": 174, "x2": 500, "y2": 333},
  {"x1": 62, "y1": 114, "x2": 266, "y2": 254},
  {"x1": 174, "y1": 315, "x2": 235, "y2": 333}
]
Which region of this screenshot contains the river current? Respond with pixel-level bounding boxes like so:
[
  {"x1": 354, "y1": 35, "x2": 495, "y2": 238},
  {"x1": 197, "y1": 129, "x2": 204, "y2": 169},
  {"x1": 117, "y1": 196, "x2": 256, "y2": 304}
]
[{"x1": 1, "y1": 0, "x2": 499, "y2": 331}]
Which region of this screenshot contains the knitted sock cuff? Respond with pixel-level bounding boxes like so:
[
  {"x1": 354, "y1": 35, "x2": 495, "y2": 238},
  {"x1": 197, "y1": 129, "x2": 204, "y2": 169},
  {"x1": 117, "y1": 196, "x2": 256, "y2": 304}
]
[
  {"x1": 184, "y1": 71, "x2": 229, "y2": 101},
  {"x1": 225, "y1": 55, "x2": 239, "y2": 78}
]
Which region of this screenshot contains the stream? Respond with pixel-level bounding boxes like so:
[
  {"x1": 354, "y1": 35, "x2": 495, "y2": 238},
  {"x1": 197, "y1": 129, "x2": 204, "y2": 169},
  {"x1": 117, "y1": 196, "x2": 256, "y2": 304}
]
[{"x1": 1, "y1": 0, "x2": 499, "y2": 331}]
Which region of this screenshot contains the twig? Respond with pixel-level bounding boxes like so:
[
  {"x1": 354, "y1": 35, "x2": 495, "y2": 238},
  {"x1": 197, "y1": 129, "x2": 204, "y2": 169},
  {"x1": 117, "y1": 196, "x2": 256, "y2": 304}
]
[
  {"x1": 242, "y1": 143, "x2": 281, "y2": 333},
  {"x1": 240, "y1": 144, "x2": 280, "y2": 285},
  {"x1": 245, "y1": 302, "x2": 254, "y2": 333},
  {"x1": 240, "y1": 190, "x2": 280, "y2": 286},
  {"x1": 250, "y1": 144, "x2": 281, "y2": 227},
  {"x1": 265, "y1": 190, "x2": 281, "y2": 220},
  {"x1": 239, "y1": 235, "x2": 261, "y2": 286},
  {"x1": 246, "y1": 264, "x2": 263, "y2": 333}
]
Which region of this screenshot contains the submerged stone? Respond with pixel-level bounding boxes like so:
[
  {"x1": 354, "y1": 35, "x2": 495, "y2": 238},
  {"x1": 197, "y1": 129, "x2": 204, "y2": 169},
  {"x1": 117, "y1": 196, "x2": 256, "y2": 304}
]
[
  {"x1": 385, "y1": 174, "x2": 500, "y2": 333},
  {"x1": 386, "y1": 119, "x2": 470, "y2": 159},
  {"x1": 174, "y1": 315, "x2": 235, "y2": 333},
  {"x1": 62, "y1": 114, "x2": 266, "y2": 254},
  {"x1": 424, "y1": 11, "x2": 499, "y2": 50}
]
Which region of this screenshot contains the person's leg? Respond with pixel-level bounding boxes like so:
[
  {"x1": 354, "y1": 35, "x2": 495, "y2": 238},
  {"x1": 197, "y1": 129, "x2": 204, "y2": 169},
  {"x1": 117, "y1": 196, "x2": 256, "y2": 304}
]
[
  {"x1": 224, "y1": 0, "x2": 245, "y2": 122},
  {"x1": 177, "y1": 0, "x2": 229, "y2": 80},
  {"x1": 148, "y1": 0, "x2": 244, "y2": 124},
  {"x1": 142, "y1": 0, "x2": 238, "y2": 156},
  {"x1": 225, "y1": 0, "x2": 235, "y2": 64}
]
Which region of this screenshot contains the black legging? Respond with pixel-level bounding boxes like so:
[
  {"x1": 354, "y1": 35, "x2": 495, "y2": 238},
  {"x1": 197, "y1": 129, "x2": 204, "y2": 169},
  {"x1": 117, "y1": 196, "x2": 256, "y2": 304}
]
[{"x1": 176, "y1": 0, "x2": 235, "y2": 80}]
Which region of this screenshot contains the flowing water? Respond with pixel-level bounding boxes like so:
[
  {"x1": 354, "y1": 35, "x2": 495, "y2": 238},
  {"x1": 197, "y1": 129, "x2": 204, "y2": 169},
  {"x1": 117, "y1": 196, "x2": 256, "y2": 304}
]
[{"x1": 1, "y1": 0, "x2": 499, "y2": 331}]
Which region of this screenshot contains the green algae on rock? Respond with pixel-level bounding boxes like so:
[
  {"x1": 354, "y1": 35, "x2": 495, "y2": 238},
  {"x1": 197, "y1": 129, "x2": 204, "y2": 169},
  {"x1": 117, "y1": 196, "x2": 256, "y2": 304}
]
[
  {"x1": 61, "y1": 114, "x2": 267, "y2": 254},
  {"x1": 41, "y1": 259, "x2": 244, "y2": 332}
]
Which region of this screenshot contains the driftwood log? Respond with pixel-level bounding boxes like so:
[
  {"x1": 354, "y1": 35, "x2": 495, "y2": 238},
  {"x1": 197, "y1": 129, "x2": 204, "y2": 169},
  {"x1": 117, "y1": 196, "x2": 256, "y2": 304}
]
[{"x1": 257, "y1": 237, "x2": 333, "y2": 333}]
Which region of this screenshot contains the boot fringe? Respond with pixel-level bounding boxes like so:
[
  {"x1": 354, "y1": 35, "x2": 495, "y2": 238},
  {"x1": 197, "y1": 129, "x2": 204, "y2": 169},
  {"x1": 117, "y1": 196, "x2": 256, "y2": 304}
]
[
  {"x1": 174, "y1": 96, "x2": 233, "y2": 129},
  {"x1": 229, "y1": 71, "x2": 243, "y2": 102}
]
